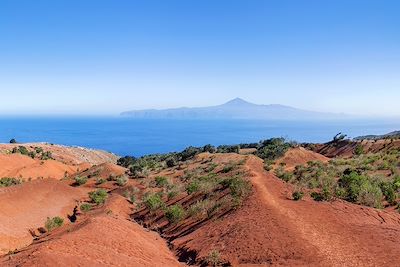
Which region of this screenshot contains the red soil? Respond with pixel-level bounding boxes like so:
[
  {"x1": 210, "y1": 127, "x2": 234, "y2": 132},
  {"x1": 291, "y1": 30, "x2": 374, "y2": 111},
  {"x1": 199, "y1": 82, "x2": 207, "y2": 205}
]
[
  {"x1": 172, "y1": 155, "x2": 400, "y2": 266},
  {"x1": 314, "y1": 139, "x2": 400, "y2": 158},
  {"x1": 0, "y1": 179, "x2": 86, "y2": 255},
  {"x1": 274, "y1": 147, "x2": 329, "y2": 171},
  {"x1": 0, "y1": 143, "x2": 118, "y2": 165},
  {"x1": 2, "y1": 195, "x2": 182, "y2": 267},
  {"x1": 0, "y1": 154, "x2": 82, "y2": 180},
  {"x1": 76, "y1": 162, "x2": 127, "y2": 179}
]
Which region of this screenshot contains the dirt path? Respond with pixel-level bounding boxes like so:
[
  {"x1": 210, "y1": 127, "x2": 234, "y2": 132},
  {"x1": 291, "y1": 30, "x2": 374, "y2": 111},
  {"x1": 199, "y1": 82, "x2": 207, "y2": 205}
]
[{"x1": 246, "y1": 156, "x2": 400, "y2": 267}]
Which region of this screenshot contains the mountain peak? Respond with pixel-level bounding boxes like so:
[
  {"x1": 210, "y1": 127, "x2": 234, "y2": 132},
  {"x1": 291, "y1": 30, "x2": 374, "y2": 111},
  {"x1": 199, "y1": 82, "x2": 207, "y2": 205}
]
[{"x1": 223, "y1": 98, "x2": 254, "y2": 106}]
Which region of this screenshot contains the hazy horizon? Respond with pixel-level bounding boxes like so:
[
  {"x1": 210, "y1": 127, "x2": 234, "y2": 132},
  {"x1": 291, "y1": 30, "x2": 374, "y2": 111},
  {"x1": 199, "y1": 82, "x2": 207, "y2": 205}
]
[{"x1": 1, "y1": 0, "x2": 399, "y2": 116}]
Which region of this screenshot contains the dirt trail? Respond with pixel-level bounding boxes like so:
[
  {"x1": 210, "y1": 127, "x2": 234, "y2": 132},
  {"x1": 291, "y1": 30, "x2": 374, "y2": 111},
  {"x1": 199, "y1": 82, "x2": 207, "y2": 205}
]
[{"x1": 246, "y1": 156, "x2": 400, "y2": 267}]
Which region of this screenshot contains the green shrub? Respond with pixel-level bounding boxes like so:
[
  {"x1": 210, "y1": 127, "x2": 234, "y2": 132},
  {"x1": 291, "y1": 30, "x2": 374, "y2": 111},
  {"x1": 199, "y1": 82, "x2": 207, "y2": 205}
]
[
  {"x1": 80, "y1": 203, "x2": 92, "y2": 212},
  {"x1": 40, "y1": 151, "x2": 53, "y2": 160},
  {"x1": 354, "y1": 144, "x2": 364, "y2": 155},
  {"x1": 167, "y1": 189, "x2": 179, "y2": 200},
  {"x1": 380, "y1": 182, "x2": 397, "y2": 205},
  {"x1": 221, "y1": 163, "x2": 235, "y2": 173},
  {"x1": 116, "y1": 176, "x2": 128, "y2": 186},
  {"x1": 123, "y1": 188, "x2": 138, "y2": 203},
  {"x1": 45, "y1": 216, "x2": 64, "y2": 231},
  {"x1": 206, "y1": 163, "x2": 218, "y2": 172},
  {"x1": 275, "y1": 166, "x2": 293, "y2": 182},
  {"x1": 256, "y1": 138, "x2": 291, "y2": 161},
  {"x1": 206, "y1": 250, "x2": 221, "y2": 267},
  {"x1": 155, "y1": 176, "x2": 169, "y2": 187},
  {"x1": 165, "y1": 156, "x2": 178, "y2": 168},
  {"x1": 186, "y1": 180, "x2": 200, "y2": 194},
  {"x1": 292, "y1": 191, "x2": 304, "y2": 201},
  {"x1": 96, "y1": 177, "x2": 106, "y2": 185},
  {"x1": 221, "y1": 176, "x2": 252, "y2": 200},
  {"x1": 0, "y1": 177, "x2": 21, "y2": 187},
  {"x1": 89, "y1": 189, "x2": 108, "y2": 205},
  {"x1": 357, "y1": 182, "x2": 383, "y2": 208},
  {"x1": 12, "y1": 146, "x2": 29, "y2": 156},
  {"x1": 143, "y1": 193, "x2": 165, "y2": 211},
  {"x1": 310, "y1": 192, "x2": 325, "y2": 201},
  {"x1": 187, "y1": 200, "x2": 213, "y2": 218},
  {"x1": 74, "y1": 176, "x2": 88, "y2": 186},
  {"x1": 165, "y1": 205, "x2": 185, "y2": 223},
  {"x1": 35, "y1": 147, "x2": 44, "y2": 154}
]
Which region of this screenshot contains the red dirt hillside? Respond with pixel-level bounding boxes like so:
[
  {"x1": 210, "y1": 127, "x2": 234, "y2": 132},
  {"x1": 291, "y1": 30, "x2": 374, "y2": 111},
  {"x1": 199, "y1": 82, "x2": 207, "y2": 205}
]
[
  {"x1": 0, "y1": 179, "x2": 86, "y2": 255},
  {"x1": 0, "y1": 143, "x2": 118, "y2": 165},
  {"x1": 2, "y1": 195, "x2": 182, "y2": 267},
  {"x1": 0, "y1": 154, "x2": 81, "y2": 180},
  {"x1": 274, "y1": 147, "x2": 329, "y2": 171},
  {"x1": 171, "y1": 155, "x2": 400, "y2": 266}
]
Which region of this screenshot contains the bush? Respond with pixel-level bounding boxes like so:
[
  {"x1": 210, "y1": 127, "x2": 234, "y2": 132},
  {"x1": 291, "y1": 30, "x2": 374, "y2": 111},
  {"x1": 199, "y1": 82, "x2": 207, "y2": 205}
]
[
  {"x1": 202, "y1": 144, "x2": 216, "y2": 153},
  {"x1": 206, "y1": 250, "x2": 221, "y2": 267},
  {"x1": 80, "y1": 203, "x2": 92, "y2": 212},
  {"x1": 12, "y1": 146, "x2": 29, "y2": 156},
  {"x1": 96, "y1": 177, "x2": 106, "y2": 185},
  {"x1": 143, "y1": 193, "x2": 165, "y2": 211},
  {"x1": 186, "y1": 180, "x2": 200, "y2": 194},
  {"x1": 354, "y1": 144, "x2": 364, "y2": 155},
  {"x1": 165, "y1": 156, "x2": 177, "y2": 168},
  {"x1": 116, "y1": 176, "x2": 128, "y2": 186},
  {"x1": 40, "y1": 151, "x2": 53, "y2": 160},
  {"x1": 310, "y1": 192, "x2": 325, "y2": 201},
  {"x1": 0, "y1": 177, "x2": 21, "y2": 187},
  {"x1": 256, "y1": 138, "x2": 291, "y2": 161},
  {"x1": 45, "y1": 216, "x2": 64, "y2": 231},
  {"x1": 155, "y1": 176, "x2": 169, "y2": 187},
  {"x1": 292, "y1": 191, "x2": 304, "y2": 201},
  {"x1": 9, "y1": 138, "x2": 17, "y2": 144},
  {"x1": 221, "y1": 176, "x2": 252, "y2": 200},
  {"x1": 165, "y1": 205, "x2": 185, "y2": 223},
  {"x1": 357, "y1": 182, "x2": 383, "y2": 208},
  {"x1": 380, "y1": 182, "x2": 397, "y2": 205},
  {"x1": 89, "y1": 189, "x2": 108, "y2": 205},
  {"x1": 338, "y1": 171, "x2": 382, "y2": 207},
  {"x1": 275, "y1": 166, "x2": 293, "y2": 182},
  {"x1": 74, "y1": 176, "x2": 88, "y2": 186}
]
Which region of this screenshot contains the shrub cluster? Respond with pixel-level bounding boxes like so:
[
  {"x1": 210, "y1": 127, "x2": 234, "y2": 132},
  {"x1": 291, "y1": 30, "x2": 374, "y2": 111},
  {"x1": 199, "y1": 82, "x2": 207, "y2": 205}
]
[
  {"x1": 0, "y1": 177, "x2": 21, "y2": 187},
  {"x1": 89, "y1": 189, "x2": 108, "y2": 205},
  {"x1": 45, "y1": 216, "x2": 64, "y2": 231}
]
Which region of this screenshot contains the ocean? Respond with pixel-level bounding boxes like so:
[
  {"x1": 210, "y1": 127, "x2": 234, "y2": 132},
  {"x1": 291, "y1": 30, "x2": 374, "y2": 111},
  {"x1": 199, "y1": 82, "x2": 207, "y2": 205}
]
[{"x1": 0, "y1": 117, "x2": 399, "y2": 157}]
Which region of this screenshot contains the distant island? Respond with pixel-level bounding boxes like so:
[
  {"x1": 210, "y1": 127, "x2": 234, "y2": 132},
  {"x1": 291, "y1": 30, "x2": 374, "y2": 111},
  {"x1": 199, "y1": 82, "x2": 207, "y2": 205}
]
[{"x1": 121, "y1": 98, "x2": 347, "y2": 120}]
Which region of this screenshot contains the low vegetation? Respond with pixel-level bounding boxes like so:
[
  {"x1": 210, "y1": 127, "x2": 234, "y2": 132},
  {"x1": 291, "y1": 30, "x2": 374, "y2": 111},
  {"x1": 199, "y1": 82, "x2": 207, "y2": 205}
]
[
  {"x1": 133, "y1": 154, "x2": 253, "y2": 230},
  {"x1": 89, "y1": 189, "x2": 108, "y2": 205},
  {"x1": 0, "y1": 177, "x2": 21, "y2": 187},
  {"x1": 80, "y1": 203, "x2": 92, "y2": 212},
  {"x1": 277, "y1": 148, "x2": 400, "y2": 209},
  {"x1": 10, "y1": 145, "x2": 53, "y2": 160},
  {"x1": 165, "y1": 205, "x2": 185, "y2": 223},
  {"x1": 45, "y1": 216, "x2": 64, "y2": 232},
  {"x1": 74, "y1": 176, "x2": 88, "y2": 186},
  {"x1": 117, "y1": 138, "x2": 293, "y2": 177}
]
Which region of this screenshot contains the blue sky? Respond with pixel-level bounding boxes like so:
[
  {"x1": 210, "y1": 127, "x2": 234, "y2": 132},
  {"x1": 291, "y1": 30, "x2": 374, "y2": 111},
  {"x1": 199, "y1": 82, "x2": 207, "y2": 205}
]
[{"x1": 0, "y1": 0, "x2": 399, "y2": 116}]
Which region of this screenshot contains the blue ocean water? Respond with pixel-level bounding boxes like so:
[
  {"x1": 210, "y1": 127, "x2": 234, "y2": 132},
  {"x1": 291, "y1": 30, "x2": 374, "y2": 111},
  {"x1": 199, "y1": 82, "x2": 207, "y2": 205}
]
[{"x1": 0, "y1": 117, "x2": 399, "y2": 157}]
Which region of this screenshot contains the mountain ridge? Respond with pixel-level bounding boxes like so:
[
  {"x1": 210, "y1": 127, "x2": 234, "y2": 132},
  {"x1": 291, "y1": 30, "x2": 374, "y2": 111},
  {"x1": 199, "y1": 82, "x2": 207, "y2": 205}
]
[{"x1": 121, "y1": 98, "x2": 347, "y2": 120}]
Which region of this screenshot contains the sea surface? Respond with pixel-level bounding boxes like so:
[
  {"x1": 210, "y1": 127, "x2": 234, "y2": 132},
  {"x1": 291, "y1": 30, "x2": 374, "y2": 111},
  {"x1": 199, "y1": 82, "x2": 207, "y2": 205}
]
[{"x1": 0, "y1": 117, "x2": 399, "y2": 157}]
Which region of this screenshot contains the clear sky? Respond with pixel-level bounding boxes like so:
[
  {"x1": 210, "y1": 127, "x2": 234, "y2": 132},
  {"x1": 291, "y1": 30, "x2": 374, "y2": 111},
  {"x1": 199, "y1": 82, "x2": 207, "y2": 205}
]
[{"x1": 0, "y1": 0, "x2": 399, "y2": 116}]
